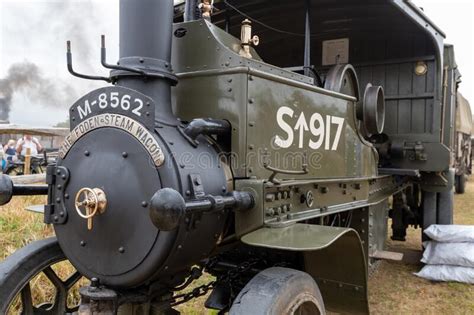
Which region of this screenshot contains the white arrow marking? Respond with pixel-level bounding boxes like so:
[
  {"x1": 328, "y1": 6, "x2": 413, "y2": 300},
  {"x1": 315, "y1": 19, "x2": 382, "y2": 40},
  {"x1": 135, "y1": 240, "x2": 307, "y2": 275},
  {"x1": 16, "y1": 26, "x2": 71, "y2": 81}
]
[{"x1": 294, "y1": 112, "x2": 309, "y2": 149}]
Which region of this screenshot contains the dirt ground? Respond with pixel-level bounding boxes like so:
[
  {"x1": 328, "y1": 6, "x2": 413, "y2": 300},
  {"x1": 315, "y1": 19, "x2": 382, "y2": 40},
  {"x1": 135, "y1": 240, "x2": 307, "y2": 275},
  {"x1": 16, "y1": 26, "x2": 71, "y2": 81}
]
[{"x1": 0, "y1": 181, "x2": 473, "y2": 314}]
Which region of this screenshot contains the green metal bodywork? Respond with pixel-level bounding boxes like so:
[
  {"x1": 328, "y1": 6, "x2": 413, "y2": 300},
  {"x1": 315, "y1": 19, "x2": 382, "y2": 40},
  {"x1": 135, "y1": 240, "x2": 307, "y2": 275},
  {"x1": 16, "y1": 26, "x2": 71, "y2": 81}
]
[
  {"x1": 171, "y1": 19, "x2": 402, "y2": 314},
  {"x1": 242, "y1": 224, "x2": 369, "y2": 314},
  {"x1": 169, "y1": 1, "x2": 460, "y2": 312},
  {"x1": 173, "y1": 20, "x2": 378, "y2": 180}
]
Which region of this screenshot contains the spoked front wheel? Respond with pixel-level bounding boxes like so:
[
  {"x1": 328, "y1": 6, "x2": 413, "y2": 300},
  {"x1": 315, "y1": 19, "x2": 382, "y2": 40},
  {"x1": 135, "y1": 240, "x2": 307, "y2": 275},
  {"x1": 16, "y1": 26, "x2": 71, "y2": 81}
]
[{"x1": 0, "y1": 237, "x2": 86, "y2": 314}]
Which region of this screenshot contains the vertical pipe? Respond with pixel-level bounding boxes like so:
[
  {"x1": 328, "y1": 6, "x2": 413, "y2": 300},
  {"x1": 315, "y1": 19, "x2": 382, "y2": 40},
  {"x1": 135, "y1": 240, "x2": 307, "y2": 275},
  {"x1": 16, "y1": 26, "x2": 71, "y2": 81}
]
[
  {"x1": 118, "y1": 0, "x2": 176, "y2": 123},
  {"x1": 184, "y1": 0, "x2": 199, "y2": 22},
  {"x1": 119, "y1": 0, "x2": 173, "y2": 62},
  {"x1": 304, "y1": 0, "x2": 311, "y2": 77},
  {"x1": 225, "y1": 11, "x2": 231, "y2": 33}
]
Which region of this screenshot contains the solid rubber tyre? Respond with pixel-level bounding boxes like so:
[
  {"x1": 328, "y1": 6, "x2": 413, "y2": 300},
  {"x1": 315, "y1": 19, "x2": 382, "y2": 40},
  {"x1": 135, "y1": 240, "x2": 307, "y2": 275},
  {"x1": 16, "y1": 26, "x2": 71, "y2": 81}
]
[
  {"x1": 229, "y1": 267, "x2": 325, "y2": 315},
  {"x1": 455, "y1": 174, "x2": 466, "y2": 194},
  {"x1": 421, "y1": 189, "x2": 454, "y2": 241},
  {"x1": 437, "y1": 189, "x2": 454, "y2": 225},
  {"x1": 421, "y1": 191, "x2": 437, "y2": 242}
]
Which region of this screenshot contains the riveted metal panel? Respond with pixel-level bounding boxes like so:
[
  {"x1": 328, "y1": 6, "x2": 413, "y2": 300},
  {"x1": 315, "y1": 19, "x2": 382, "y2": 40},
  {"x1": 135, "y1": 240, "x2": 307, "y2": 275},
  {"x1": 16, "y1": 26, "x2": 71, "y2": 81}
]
[
  {"x1": 245, "y1": 74, "x2": 377, "y2": 180},
  {"x1": 173, "y1": 73, "x2": 249, "y2": 177}
]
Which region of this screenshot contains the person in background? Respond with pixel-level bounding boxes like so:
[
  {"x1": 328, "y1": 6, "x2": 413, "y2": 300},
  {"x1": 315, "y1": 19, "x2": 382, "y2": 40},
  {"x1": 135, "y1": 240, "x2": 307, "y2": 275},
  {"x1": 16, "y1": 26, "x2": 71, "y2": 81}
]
[
  {"x1": 4, "y1": 139, "x2": 17, "y2": 162},
  {"x1": 0, "y1": 144, "x2": 5, "y2": 171},
  {"x1": 16, "y1": 135, "x2": 43, "y2": 156}
]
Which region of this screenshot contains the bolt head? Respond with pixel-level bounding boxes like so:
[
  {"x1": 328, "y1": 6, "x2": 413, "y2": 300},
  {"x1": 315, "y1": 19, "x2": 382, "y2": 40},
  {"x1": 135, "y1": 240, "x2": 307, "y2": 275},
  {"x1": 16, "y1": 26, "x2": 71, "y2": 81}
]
[{"x1": 91, "y1": 278, "x2": 99, "y2": 287}]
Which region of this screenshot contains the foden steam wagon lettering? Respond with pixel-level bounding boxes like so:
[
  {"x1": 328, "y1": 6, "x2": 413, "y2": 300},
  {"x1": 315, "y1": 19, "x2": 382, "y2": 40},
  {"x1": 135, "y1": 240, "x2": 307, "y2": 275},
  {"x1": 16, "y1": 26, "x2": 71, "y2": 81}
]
[{"x1": 59, "y1": 113, "x2": 165, "y2": 167}]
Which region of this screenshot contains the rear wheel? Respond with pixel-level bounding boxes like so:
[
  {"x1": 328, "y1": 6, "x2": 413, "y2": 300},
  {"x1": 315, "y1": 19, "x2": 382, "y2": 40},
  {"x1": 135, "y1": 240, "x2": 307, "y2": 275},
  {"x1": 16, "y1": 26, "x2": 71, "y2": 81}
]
[
  {"x1": 455, "y1": 174, "x2": 466, "y2": 194},
  {"x1": 229, "y1": 267, "x2": 325, "y2": 315},
  {"x1": 421, "y1": 189, "x2": 454, "y2": 241},
  {"x1": 437, "y1": 189, "x2": 453, "y2": 225}
]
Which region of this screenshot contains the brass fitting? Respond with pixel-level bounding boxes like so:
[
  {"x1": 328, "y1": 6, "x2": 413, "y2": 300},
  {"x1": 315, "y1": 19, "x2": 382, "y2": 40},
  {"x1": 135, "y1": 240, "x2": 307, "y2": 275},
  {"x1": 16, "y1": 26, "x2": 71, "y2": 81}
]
[
  {"x1": 75, "y1": 187, "x2": 107, "y2": 230},
  {"x1": 239, "y1": 19, "x2": 260, "y2": 59}
]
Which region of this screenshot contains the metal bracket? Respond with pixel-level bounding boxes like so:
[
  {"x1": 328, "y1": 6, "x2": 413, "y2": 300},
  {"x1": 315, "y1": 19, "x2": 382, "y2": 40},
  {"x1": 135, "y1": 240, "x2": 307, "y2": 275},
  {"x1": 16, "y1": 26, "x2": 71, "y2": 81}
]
[
  {"x1": 263, "y1": 153, "x2": 309, "y2": 184},
  {"x1": 189, "y1": 174, "x2": 206, "y2": 199},
  {"x1": 378, "y1": 168, "x2": 421, "y2": 177}
]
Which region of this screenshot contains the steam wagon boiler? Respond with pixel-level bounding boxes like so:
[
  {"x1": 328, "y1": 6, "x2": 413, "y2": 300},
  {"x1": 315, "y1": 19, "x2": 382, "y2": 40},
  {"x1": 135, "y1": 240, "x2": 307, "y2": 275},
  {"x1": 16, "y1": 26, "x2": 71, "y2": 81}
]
[{"x1": 0, "y1": 0, "x2": 467, "y2": 314}]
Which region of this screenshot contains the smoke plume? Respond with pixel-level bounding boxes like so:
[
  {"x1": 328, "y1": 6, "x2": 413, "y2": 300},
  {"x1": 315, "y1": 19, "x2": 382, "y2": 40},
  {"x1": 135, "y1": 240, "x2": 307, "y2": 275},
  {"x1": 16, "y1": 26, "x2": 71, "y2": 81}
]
[{"x1": 0, "y1": 61, "x2": 78, "y2": 121}]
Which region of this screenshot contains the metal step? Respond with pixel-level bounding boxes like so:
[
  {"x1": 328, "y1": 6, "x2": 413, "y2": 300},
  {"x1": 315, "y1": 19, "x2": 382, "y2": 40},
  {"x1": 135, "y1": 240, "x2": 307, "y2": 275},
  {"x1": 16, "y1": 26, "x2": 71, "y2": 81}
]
[{"x1": 370, "y1": 250, "x2": 404, "y2": 261}]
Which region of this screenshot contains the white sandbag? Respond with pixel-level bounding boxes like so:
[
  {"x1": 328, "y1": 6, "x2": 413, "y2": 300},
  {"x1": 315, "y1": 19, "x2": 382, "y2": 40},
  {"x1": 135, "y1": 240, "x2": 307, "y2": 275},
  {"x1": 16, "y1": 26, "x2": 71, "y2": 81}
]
[
  {"x1": 415, "y1": 265, "x2": 474, "y2": 284},
  {"x1": 422, "y1": 241, "x2": 474, "y2": 268},
  {"x1": 424, "y1": 225, "x2": 474, "y2": 242}
]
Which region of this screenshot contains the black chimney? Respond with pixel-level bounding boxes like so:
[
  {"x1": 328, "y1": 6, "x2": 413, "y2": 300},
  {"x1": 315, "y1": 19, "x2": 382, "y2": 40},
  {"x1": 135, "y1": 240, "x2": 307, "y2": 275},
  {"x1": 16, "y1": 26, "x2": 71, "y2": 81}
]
[{"x1": 116, "y1": 0, "x2": 177, "y2": 124}]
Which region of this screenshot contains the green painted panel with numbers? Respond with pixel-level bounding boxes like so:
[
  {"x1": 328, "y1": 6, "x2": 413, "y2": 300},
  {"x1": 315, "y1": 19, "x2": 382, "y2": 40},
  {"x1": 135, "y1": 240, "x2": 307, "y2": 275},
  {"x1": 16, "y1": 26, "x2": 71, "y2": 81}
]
[
  {"x1": 246, "y1": 75, "x2": 378, "y2": 180},
  {"x1": 172, "y1": 20, "x2": 378, "y2": 181}
]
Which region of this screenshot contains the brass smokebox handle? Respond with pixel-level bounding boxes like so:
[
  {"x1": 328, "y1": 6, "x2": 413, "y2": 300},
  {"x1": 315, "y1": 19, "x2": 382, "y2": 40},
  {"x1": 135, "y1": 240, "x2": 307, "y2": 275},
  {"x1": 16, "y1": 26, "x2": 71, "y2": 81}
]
[{"x1": 75, "y1": 188, "x2": 107, "y2": 230}]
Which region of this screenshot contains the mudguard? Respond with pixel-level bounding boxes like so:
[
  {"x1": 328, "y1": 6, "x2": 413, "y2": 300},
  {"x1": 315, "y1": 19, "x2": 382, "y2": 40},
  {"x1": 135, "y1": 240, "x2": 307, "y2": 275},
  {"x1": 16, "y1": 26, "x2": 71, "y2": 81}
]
[{"x1": 241, "y1": 224, "x2": 369, "y2": 315}]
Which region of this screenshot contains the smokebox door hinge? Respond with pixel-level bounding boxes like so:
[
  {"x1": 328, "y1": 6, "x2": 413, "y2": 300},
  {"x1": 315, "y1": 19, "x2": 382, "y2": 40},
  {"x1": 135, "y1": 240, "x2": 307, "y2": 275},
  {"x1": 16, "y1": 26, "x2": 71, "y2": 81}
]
[{"x1": 45, "y1": 165, "x2": 70, "y2": 225}]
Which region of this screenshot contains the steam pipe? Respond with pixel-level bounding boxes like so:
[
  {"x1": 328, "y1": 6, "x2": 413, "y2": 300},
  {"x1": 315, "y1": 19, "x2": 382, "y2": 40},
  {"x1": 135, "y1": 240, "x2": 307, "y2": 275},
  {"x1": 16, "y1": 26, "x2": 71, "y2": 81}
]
[
  {"x1": 184, "y1": 0, "x2": 200, "y2": 21},
  {"x1": 303, "y1": 0, "x2": 311, "y2": 77},
  {"x1": 66, "y1": 41, "x2": 111, "y2": 83},
  {"x1": 13, "y1": 185, "x2": 48, "y2": 196},
  {"x1": 183, "y1": 119, "x2": 231, "y2": 140},
  {"x1": 149, "y1": 188, "x2": 255, "y2": 231},
  {"x1": 100, "y1": 35, "x2": 146, "y2": 76},
  {"x1": 0, "y1": 175, "x2": 47, "y2": 206}
]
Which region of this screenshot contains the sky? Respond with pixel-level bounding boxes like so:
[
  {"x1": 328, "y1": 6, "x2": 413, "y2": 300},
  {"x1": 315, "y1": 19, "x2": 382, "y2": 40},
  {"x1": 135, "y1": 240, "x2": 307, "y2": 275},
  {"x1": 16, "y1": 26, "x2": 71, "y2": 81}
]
[{"x1": 0, "y1": 0, "x2": 473, "y2": 126}]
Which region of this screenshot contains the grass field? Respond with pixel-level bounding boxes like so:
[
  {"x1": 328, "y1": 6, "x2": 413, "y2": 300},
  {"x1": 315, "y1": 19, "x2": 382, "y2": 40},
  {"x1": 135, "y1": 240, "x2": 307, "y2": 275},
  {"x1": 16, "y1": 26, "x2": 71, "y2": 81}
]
[
  {"x1": 369, "y1": 181, "x2": 474, "y2": 314},
  {"x1": 0, "y1": 183, "x2": 473, "y2": 314}
]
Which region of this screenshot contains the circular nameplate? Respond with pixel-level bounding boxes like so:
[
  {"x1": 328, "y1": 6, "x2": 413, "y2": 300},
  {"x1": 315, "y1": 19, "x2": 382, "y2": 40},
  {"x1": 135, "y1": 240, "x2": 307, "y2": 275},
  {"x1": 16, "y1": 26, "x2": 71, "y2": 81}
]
[{"x1": 59, "y1": 113, "x2": 165, "y2": 167}]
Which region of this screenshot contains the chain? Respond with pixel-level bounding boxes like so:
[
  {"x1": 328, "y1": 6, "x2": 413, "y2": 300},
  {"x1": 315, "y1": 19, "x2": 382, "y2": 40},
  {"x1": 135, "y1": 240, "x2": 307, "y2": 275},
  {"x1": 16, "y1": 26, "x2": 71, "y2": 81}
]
[
  {"x1": 168, "y1": 259, "x2": 260, "y2": 307},
  {"x1": 169, "y1": 280, "x2": 216, "y2": 307}
]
